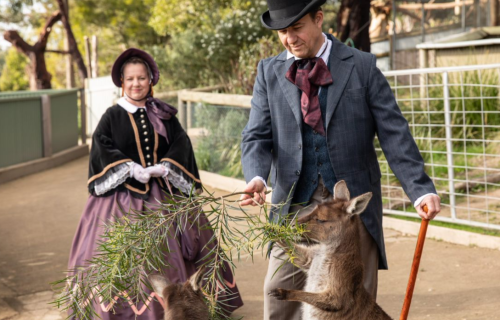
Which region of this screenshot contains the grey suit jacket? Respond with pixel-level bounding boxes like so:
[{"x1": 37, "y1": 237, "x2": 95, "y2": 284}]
[{"x1": 241, "y1": 35, "x2": 436, "y2": 269}]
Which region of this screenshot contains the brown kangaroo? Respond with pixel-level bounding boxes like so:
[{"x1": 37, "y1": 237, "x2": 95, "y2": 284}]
[
  {"x1": 268, "y1": 180, "x2": 392, "y2": 320},
  {"x1": 149, "y1": 267, "x2": 209, "y2": 320}
]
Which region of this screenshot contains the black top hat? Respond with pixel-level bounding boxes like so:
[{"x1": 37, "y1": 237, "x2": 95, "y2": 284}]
[
  {"x1": 111, "y1": 48, "x2": 160, "y2": 87},
  {"x1": 261, "y1": 0, "x2": 326, "y2": 30}
]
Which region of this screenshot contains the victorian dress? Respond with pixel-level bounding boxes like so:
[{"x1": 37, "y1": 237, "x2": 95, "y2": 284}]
[{"x1": 68, "y1": 97, "x2": 243, "y2": 319}]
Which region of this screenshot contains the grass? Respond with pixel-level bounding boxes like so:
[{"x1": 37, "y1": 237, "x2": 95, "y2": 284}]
[{"x1": 386, "y1": 214, "x2": 500, "y2": 237}]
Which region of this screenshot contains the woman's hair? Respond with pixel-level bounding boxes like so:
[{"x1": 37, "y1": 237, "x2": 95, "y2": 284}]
[{"x1": 120, "y1": 57, "x2": 152, "y2": 82}]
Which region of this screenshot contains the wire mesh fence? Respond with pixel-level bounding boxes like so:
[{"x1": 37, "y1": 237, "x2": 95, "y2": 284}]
[
  {"x1": 178, "y1": 63, "x2": 500, "y2": 231},
  {"x1": 383, "y1": 64, "x2": 500, "y2": 230}
]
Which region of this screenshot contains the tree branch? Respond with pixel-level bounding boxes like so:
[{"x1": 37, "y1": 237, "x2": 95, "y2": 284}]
[
  {"x1": 3, "y1": 30, "x2": 34, "y2": 55},
  {"x1": 46, "y1": 49, "x2": 71, "y2": 54},
  {"x1": 55, "y1": 0, "x2": 88, "y2": 80},
  {"x1": 37, "y1": 11, "x2": 63, "y2": 49}
]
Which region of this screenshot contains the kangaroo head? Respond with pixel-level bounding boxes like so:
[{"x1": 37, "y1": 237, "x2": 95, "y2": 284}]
[
  {"x1": 149, "y1": 266, "x2": 209, "y2": 320},
  {"x1": 297, "y1": 180, "x2": 372, "y2": 243}
]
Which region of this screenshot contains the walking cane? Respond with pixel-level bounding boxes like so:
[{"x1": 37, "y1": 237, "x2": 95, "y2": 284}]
[{"x1": 399, "y1": 205, "x2": 430, "y2": 320}]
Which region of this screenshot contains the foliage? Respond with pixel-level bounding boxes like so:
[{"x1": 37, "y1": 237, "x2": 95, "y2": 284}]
[
  {"x1": 0, "y1": 48, "x2": 29, "y2": 92},
  {"x1": 149, "y1": 1, "x2": 273, "y2": 90},
  {"x1": 194, "y1": 105, "x2": 250, "y2": 178},
  {"x1": 231, "y1": 36, "x2": 282, "y2": 95},
  {"x1": 52, "y1": 188, "x2": 303, "y2": 320}
]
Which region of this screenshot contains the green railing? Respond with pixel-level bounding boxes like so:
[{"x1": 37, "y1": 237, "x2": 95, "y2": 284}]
[{"x1": 0, "y1": 89, "x2": 82, "y2": 168}]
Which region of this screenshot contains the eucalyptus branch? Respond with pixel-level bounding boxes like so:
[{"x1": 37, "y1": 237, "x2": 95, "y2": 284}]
[{"x1": 52, "y1": 187, "x2": 304, "y2": 320}]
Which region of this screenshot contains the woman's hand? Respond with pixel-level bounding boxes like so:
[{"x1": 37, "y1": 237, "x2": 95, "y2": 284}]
[
  {"x1": 130, "y1": 163, "x2": 151, "y2": 184},
  {"x1": 146, "y1": 164, "x2": 168, "y2": 178}
]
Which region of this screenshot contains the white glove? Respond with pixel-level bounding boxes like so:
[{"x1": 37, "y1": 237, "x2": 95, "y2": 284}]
[
  {"x1": 146, "y1": 164, "x2": 168, "y2": 178},
  {"x1": 130, "y1": 163, "x2": 151, "y2": 184}
]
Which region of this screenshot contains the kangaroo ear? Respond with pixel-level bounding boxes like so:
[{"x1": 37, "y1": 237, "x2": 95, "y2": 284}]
[
  {"x1": 346, "y1": 192, "x2": 372, "y2": 216},
  {"x1": 334, "y1": 180, "x2": 350, "y2": 202},
  {"x1": 149, "y1": 274, "x2": 169, "y2": 298},
  {"x1": 189, "y1": 266, "x2": 206, "y2": 292}
]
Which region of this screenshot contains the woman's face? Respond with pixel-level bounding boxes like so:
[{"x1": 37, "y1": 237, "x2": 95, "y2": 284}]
[{"x1": 122, "y1": 63, "x2": 150, "y2": 101}]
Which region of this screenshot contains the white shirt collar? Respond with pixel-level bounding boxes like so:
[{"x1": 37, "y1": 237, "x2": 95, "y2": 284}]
[
  {"x1": 117, "y1": 96, "x2": 146, "y2": 113},
  {"x1": 286, "y1": 33, "x2": 331, "y2": 65}
]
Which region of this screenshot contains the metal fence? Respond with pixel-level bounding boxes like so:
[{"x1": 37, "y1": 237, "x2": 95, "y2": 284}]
[
  {"x1": 177, "y1": 63, "x2": 500, "y2": 231},
  {"x1": 382, "y1": 63, "x2": 500, "y2": 230},
  {"x1": 0, "y1": 89, "x2": 84, "y2": 168}
]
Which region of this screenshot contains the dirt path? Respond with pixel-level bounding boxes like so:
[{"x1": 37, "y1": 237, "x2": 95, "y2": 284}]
[{"x1": 0, "y1": 156, "x2": 499, "y2": 319}]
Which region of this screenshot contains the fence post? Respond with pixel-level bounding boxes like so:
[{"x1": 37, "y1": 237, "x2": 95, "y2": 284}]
[
  {"x1": 442, "y1": 72, "x2": 457, "y2": 219},
  {"x1": 178, "y1": 91, "x2": 187, "y2": 129},
  {"x1": 79, "y1": 88, "x2": 87, "y2": 144},
  {"x1": 41, "y1": 94, "x2": 53, "y2": 158},
  {"x1": 186, "y1": 101, "x2": 193, "y2": 130}
]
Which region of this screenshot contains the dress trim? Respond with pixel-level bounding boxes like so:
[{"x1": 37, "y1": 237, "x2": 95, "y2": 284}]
[
  {"x1": 88, "y1": 159, "x2": 132, "y2": 185},
  {"x1": 154, "y1": 131, "x2": 159, "y2": 164},
  {"x1": 160, "y1": 158, "x2": 202, "y2": 183},
  {"x1": 124, "y1": 182, "x2": 150, "y2": 194},
  {"x1": 128, "y1": 113, "x2": 146, "y2": 167},
  {"x1": 94, "y1": 162, "x2": 132, "y2": 196}
]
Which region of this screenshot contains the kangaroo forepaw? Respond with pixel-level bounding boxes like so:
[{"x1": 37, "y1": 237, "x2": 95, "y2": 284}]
[{"x1": 268, "y1": 288, "x2": 288, "y2": 300}]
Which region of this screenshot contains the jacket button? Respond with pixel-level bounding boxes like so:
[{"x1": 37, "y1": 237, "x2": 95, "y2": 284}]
[
  {"x1": 313, "y1": 130, "x2": 318, "y2": 135},
  {"x1": 318, "y1": 162, "x2": 322, "y2": 167},
  {"x1": 295, "y1": 170, "x2": 301, "y2": 176},
  {"x1": 315, "y1": 147, "x2": 319, "y2": 152}
]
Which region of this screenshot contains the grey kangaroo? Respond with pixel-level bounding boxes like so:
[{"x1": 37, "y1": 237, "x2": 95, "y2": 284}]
[
  {"x1": 268, "y1": 180, "x2": 392, "y2": 320},
  {"x1": 149, "y1": 267, "x2": 209, "y2": 320}
]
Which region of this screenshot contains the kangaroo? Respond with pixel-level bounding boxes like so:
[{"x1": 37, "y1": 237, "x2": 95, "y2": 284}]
[
  {"x1": 268, "y1": 180, "x2": 392, "y2": 320},
  {"x1": 149, "y1": 267, "x2": 209, "y2": 320}
]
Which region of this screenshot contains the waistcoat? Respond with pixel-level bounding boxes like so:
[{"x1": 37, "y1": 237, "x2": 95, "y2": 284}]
[{"x1": 292, "y1": 85, "x2": 337, "y2": 204}]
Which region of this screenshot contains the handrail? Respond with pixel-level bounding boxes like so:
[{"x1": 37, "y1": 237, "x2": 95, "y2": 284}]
[
  {"x1": 178, "y1": 90, "x2": 251, "y2": 109},
  {"x1": 383, "y1": 63, "x2": 500, "y2": 77}
]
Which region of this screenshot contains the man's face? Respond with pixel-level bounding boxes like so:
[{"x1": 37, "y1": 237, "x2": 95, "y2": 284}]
[{"x1": 277, "y1": 11, "x2": 324, "y2": 59}]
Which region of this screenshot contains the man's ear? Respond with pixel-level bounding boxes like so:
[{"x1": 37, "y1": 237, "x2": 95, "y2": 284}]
[
  {"x1": 315, "y1": 10, "x2": 324, "y2": 26},
  {"x1": 346, "y1": 192, "x2": 373, "y2": 216}
]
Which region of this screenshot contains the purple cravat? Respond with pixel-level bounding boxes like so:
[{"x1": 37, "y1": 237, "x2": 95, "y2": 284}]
[
  {"x1": 286, "y1": 58, "x2": 333, "y2": 136},
  {"x1": 145, "y1": 97, "x2": 177, "y2": 143}
]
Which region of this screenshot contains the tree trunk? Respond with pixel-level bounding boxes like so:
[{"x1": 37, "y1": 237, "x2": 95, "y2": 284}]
[
  {"x1": 3, "y1": 11, "x2": 62, "y2": 90},
  {"x1": 491, "y1": 0, "x2": 500, "y2": 26},
  {"x1": 336, "y1": 0, "x2": 372, "y2": 52},
  {"x1": 55, "y1": 0, "x2": 88, "y2": 83}
]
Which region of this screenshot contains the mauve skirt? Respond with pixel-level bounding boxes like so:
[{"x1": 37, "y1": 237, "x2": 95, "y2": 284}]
[{"x1": 68, "y1": 181, "x2": 243, "y2": 319}]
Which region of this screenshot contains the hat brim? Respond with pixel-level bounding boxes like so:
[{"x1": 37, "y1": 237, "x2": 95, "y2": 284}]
[
  {"x1": 261, "y1": 0, "x2": 326, "y2": 30},
  {"x1": 111, "y1": 48, "x2": 160, "y2": 87}
]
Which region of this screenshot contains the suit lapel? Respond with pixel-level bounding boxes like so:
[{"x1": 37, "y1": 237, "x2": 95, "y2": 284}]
[
  {"x1": 325, "y1": 37, "x2": 354, "y2": 129},
  {"x1": 274, "y1": 54, "x2": 303, "y2": 131}
]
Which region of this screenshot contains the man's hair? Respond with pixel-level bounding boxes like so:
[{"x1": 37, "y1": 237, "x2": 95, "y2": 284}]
[{"x1": 308, "y1": 6, "x2": 323, "y2": 20}]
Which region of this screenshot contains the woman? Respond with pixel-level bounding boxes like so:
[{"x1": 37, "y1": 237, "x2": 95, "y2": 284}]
[{"x1": 68, "y1": 48, "x2": 243, "y2": 319}]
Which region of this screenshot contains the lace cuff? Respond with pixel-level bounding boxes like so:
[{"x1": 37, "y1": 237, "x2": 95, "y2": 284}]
[
  {"x1": 160, "y1": 162, "x2": 198, "y2": 195},
  {"x1": 94, "y1": 162, "x2": 134, "y2": 196}
]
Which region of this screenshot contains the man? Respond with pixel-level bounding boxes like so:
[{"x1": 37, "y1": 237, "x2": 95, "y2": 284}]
[{"x1": 240, "y1": 0, "x2": 441, "y2": 319}]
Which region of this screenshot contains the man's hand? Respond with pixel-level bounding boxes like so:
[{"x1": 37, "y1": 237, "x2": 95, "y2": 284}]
[
  {"x1": 240, "y1": 179, "x2": 266, "y2": 206},
  {"x1": 416, "y1": 194, "x2": 441, "y2": 220}
]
